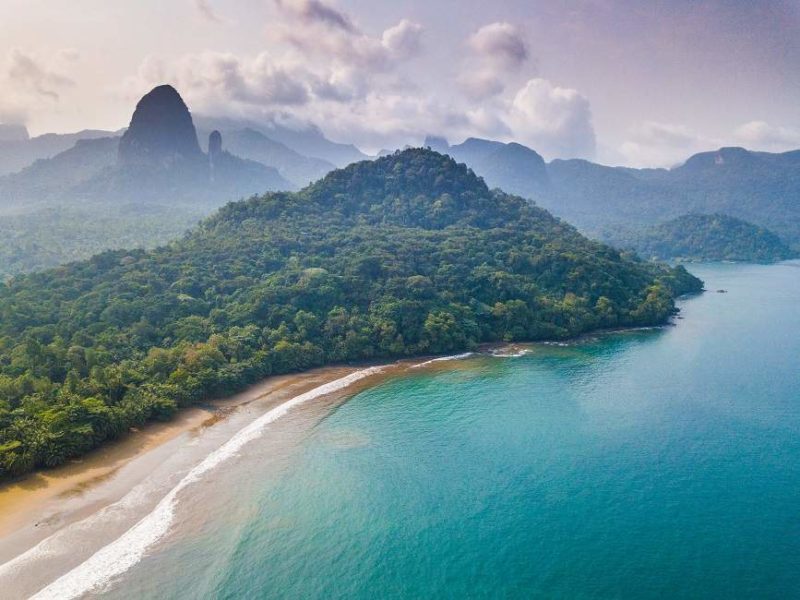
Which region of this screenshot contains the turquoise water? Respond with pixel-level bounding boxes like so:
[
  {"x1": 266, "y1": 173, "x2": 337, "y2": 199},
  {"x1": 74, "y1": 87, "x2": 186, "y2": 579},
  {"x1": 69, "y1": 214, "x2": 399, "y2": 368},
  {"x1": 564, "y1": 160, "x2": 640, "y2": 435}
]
[{"x1": 110, "y1": 262, "x2": 800, "y2": 599}]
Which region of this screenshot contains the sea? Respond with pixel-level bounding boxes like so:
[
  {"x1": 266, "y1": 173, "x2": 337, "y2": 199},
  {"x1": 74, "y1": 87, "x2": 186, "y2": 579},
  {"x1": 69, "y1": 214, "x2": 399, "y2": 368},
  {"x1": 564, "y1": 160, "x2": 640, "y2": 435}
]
[{"x1": 7, "y1": 261, "x2": 800, "y2": 599}]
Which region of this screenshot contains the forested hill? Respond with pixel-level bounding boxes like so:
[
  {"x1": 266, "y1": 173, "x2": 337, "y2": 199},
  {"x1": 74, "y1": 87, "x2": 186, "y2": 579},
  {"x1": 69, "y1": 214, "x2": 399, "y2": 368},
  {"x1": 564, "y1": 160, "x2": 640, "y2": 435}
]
[
  {"x1": 607, "y1": 213, "x2": 796, "y2": 263},
  {"x1": 0, "y1": 148, "x2": 701, "y2": 477}
]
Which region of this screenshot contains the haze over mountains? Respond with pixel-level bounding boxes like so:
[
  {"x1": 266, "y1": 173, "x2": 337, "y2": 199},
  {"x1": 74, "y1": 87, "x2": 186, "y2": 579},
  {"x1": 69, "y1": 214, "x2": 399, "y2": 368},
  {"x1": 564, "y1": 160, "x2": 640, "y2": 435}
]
[
  {"x1": 0, "y1": 147, "x2": 702, "y2": 478},
  {"x1": 0, "y1": 85, "x2": 372, "y2": 278},
  {"x1": 0, "y1": 83, "x2": 797, "y2": 278}
]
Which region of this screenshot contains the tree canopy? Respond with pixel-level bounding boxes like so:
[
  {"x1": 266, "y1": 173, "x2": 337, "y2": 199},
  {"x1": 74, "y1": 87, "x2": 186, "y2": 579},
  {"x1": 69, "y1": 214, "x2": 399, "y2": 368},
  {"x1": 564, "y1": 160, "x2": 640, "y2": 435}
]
[{"x1": 0, "y1": 148, "x2": 702, "y2": 478}]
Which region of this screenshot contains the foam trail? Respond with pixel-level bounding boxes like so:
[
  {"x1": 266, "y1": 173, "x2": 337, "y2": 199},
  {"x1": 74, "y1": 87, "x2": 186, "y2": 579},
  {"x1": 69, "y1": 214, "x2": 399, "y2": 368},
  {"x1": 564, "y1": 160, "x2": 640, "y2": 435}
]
[
  {"x1": 490, "y1": 349, "x2": 530, "y2": 358},
  {"x1": 26, "y1": 367, "x2": 384, "y2": 600},
  {"x1": 411, "y1": 352, "x2": 473, "y2": 369}
]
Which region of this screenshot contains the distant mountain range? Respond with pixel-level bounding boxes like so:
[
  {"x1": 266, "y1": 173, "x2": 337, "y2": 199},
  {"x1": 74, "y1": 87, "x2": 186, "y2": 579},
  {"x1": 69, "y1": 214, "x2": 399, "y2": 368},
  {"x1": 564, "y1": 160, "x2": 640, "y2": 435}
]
[
  {"x1": 0, "y1": 127, "x2": 120, "y2": 177},
  {"x1": 423, "y1": 137, "x2": 800, "y2": 252},
  {"x1": 0, "y1": 84, "x2": 383, "y2": 278},
  {"x1": 1, "y1": 88, "x2": 798, "y2": 278}
]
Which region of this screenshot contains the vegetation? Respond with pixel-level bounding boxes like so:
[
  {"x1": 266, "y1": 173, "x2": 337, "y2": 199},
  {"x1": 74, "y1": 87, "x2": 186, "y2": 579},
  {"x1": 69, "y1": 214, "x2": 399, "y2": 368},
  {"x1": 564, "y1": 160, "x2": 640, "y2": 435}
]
[
  {"x1": 0, "y1": 149, "x2": 702, "y2": 478},
  {"x1": 607, "y1": 213, "x2": 796, "y2": 263},
  {"x1": 540, "y1": 147, "x2": 800, "y2": 250},
  {"x1": 0, "y1": 203, "x2": 202, "y2": 279}
]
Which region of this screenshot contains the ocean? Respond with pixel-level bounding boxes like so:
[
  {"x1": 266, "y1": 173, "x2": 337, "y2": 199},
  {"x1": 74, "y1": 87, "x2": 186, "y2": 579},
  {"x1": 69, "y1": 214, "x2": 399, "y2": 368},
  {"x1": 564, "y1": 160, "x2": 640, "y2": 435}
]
[{"x1": 9, "y1": 261, "x2": 800, "y2": 598}]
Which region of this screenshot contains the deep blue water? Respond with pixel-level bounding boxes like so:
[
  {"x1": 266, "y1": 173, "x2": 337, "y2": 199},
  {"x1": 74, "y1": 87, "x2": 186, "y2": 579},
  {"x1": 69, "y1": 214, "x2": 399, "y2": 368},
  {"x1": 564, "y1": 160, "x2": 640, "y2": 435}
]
[{"x1": 110, "y1": 262, "x2": 800, "y2": 599}]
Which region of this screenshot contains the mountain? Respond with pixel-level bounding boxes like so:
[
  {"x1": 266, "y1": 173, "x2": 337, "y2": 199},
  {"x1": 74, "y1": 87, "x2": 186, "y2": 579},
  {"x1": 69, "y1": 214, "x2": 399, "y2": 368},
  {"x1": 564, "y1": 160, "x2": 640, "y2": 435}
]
[
  {"x1": 99, "y1": 85, "x2": 291, "y2": 202},
  {"x1": 421, "y1": 137, "x2": 800, "y2": 251},
  {"x1": 195, "y1": 116, "x2": 368, "y2": 168},
  {"x1": 542, "y1": 147, "x2": 800, "y2": 249},
  {"x1": 202, "y1": 127, "x2": 335, "y2": 187},
  {"x1": 0, "y1": 86, "x2": 295, "y2": 278},
  {"x1": 0, "y1": 86, "x2": 292, "y2": 206},
  {"x1": 425, "y1": 136, "x2": 549, "y2": 198},
  {"x1": 0, "y1": 148, "x2": 701, "y2": 477},
  {"x1": 0, "y1": 128, "x2": 118, "y2": 176},
  {"x1": 607, "y1": 213, "x2": 796, "y2": 263},
  {"x1": 0, "y1": 124, "x2": 29, "y2": 142},
  {"x1": 118, "y1": 85, "x2": 204, "y2": 167},
  {"x1": 0, "y1": 137, "x2": 119, "y2": 205}
]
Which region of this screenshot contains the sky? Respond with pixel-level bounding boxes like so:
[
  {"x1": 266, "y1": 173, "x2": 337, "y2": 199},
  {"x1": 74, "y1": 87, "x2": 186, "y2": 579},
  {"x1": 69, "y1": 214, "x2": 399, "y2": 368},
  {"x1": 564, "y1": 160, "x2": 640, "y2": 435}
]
[{"x1": 0, "y1": 0, "x2": 798, "y2": 166}]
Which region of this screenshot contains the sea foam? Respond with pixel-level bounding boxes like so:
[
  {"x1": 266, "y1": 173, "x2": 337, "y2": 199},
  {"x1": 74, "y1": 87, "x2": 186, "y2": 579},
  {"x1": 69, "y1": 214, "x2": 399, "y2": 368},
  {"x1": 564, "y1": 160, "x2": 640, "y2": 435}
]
[
  {"x1": 411, "y1": 352, "x2": 474, "y2": 369},
  {"x1": 22, "y1": 366, "x2": 384, "y2": 600}
]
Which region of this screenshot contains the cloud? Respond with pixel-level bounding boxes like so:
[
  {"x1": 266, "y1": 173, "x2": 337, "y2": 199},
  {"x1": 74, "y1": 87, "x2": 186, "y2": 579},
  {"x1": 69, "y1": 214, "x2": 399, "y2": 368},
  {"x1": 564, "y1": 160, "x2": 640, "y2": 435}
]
[
  {"x1": 123, "y1": 1, "x2": 424, "y2": 124},
  {"x1": 618, "y1": 121, "x2": 719, "y2": 167},
  {"x1": 0, "y1": 48, "x2": 78, "y2": 124},
  {"x1": 272, "y1": 2, "x2": 423, "y2": 73},
  {"x1": 508, "y1": 78, "x2": 595, "y2": 158},
  {"x1": 459, "y1": 22, "x2": 532, "y2": 100},
  {"x1": 458, "y1": 71, "x2": 505, "y2": 101},
  {"x1": 468, "y1": 22, "x2": 528, "y2": 69},
  {"x1": 275, "y1": 0, "x2": 355, "y2": 32},
  {"x1": 118, "y1": 6, "x2": 593, "y2": 158},
  {"x1": 122, "y1": 52, "x2": 310, "y2": 113},
  {"x1": 381, "y1": 19, "x2": 423, "y2": 59},
  {"x1": 194, "y1": 0, "x2": 224, "y2": 23},
  {"x1": 6, "y1": 48, "x2": 75, "y2": 100},
  {"x1": 734, "y1": 120, "x2": 800, "y2": 152}
]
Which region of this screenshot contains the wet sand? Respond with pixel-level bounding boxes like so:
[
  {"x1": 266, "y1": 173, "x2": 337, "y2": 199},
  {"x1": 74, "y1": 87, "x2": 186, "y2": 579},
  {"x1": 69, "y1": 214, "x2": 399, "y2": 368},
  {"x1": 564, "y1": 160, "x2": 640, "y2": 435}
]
[
  {"x1": 0, "y1": 349, "x2": 513, "y2": 600},
  {"x1": 0, "y1": 363, "x2": 402, "y2": 567}
]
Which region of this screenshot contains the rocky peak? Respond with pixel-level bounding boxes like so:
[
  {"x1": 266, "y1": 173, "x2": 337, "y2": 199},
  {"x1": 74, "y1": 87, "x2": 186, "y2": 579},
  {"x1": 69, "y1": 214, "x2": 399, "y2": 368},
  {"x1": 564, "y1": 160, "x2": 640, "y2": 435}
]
[
  {"x1": 208, "y1": 130, "x2": 223, "y2": 159},
  {"x1": 423, "y1": 135, "x2": 450, "y2": 154},
  {"x1": 0, "y1": 123, "x2": 29, "y2": 142},
  {"x1": 118, "y1": 85, "x2": 203, "y2": 167}
]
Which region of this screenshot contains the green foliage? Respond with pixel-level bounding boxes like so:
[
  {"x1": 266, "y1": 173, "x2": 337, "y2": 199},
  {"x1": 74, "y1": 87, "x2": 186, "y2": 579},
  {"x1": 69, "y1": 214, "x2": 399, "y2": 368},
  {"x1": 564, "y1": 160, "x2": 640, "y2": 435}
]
[
  {"x1": 606, "y1": 213, "x2": 796, "y2": 263},
  {"x1": 0, "y1": 149, "x2": 702, "y2": 478},
  {"x1": 541, "y1": 148, "x2": 800, "y2": 250},
  {"x1": 0, "y1": 203, "x2": 202, "y2": 279}
]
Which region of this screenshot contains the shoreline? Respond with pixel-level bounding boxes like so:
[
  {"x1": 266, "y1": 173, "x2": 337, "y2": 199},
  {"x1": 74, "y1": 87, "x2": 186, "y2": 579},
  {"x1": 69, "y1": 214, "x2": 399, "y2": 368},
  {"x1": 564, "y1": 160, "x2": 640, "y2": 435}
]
[
  {"x1": 0, "y1": 324, "x2": 678, "y2": 546},
  {"x1": 0, "y1": 363, "x2": 400, "y2": 568},
  {"x1": 0, "y1": 325, "x2": 683, "y2": 595}
]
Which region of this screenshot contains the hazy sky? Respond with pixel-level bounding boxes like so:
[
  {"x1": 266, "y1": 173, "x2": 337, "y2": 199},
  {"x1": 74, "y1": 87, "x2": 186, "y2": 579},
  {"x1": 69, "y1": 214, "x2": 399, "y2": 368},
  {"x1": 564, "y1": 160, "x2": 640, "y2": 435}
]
[{"x1": 1, "y1": 0, "x2": 798, "y2": 166}]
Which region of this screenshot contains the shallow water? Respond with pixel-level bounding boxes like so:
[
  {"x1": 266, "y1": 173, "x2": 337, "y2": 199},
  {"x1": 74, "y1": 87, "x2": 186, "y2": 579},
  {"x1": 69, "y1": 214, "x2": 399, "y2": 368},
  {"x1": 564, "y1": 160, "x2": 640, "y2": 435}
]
[{"x1": 36, "y1": 262, "x2": 800, "y2": 597}]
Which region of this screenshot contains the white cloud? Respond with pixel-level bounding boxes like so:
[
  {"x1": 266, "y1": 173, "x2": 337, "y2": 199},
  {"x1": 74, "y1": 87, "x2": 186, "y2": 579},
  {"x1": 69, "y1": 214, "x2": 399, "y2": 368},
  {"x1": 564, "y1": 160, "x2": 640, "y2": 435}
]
[
  {"x1": 734, "y1": 120, "x2": 800, "y2": 152},
  {"x1": 193, "y1": 0, "x2": 228, "y2": 24},
  {"x1": 509, "y1": 78, "x2": 595, "y2": 158},
  {"x1": 275, "y1": 0, "x2": 355, "y2": 32},
  {"x1": 116, "y1": 6, "x2": 597, "y2": 159},
  {"x1": 6, "y1": 48, "x2": 75, "y2": 100},
  {"x1": 122, "y1": 1, "x2": 424, "y2": 141},
  {"x1": 121, "y1": 52, "x2": 310, "y2": 114},
  {"x1": 381, "y1": 19, "x2": 424, "y2": 59},
  {"x1": 468, "y1": 22, "x2": 528, "y2": 69},
  {"x1": 0, "y1": 48, "x2": 78, "y2": 124},
  {"x1": 618, "y1": 121, "x2": 720, "y2": 167},
  {"x1": 459, "y1": 22, "x2": 532, "y2": 101},
  {"x1": 457, "y1": 71, "x2": 505, "y2": 102}
]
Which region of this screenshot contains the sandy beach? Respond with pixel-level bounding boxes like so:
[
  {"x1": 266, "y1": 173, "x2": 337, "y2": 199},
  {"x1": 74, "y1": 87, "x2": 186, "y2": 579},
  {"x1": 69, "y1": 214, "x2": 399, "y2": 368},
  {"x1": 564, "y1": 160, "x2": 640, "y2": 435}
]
[
  {"x1": 0, "y1": 363, "x2": 401, "y2": 570},
  {"x1": 0, "y1": 349, "x2": 511, "y2": 599}
]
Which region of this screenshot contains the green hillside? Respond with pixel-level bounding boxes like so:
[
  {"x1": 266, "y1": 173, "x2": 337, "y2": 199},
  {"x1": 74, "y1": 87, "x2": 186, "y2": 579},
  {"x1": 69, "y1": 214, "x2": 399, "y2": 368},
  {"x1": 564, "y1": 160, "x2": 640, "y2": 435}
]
[
  {"x1": 609, "y1": 214, "x2": 796, "y2": 262},
  {"x1": 0, "y1": 149, "x2": 701, "y2": 477}
]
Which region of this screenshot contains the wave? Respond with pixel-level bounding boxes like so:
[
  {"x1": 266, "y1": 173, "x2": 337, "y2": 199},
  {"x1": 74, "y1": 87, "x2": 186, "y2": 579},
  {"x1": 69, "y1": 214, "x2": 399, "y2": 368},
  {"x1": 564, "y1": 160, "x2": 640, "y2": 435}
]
[
  {"x1": 23, "y1": 366, "x2": 384, "y2": 600},
  {"x1": 490, "y1": 349, "x2": 530, "y2": 358},
  {"x1": 410, "y1": 352, "x2": 474, "y2": 369}
]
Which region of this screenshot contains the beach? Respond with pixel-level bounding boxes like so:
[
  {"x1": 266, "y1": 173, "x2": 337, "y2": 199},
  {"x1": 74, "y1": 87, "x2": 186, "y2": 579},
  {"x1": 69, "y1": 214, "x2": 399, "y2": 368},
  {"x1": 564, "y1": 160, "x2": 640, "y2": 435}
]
[{"x1": 0, "y1": 362, "x2": 408, "y2": 598}]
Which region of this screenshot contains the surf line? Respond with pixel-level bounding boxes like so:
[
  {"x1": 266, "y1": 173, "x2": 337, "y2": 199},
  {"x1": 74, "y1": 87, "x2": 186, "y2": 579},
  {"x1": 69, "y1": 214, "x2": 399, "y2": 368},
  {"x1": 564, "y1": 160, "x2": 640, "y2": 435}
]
[
  {"x1": 410, "y1": 352, "x2": 474, "y2": 369},
  {"x1": 24, "y1": 366, "x2": 385, "y2": 600}
]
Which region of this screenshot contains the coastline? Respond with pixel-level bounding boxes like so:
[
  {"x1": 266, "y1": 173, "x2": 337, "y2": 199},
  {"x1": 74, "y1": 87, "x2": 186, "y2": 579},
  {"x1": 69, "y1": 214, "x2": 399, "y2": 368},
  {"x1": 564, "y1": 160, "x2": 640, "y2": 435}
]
[
  {"x1": 0, "y1": 363, "x2": 397, "y2": 569},
  {"x1": 0, "y1": 325, "x2": 679, "y2": 551},
  {"x1": 0, "y1": 327, "x2": 682, "y2": 598}
]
